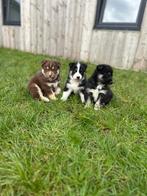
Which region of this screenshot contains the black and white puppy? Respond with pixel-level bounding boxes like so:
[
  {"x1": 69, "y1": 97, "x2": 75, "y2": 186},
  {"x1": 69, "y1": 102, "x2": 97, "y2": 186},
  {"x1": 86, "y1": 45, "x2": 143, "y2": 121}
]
[
  {"x1": 85, "y1": 64, "x2": 113, "y2": 110},
  {"x1": 61, "y1": 62, "x2": 87, "y2": 102}
]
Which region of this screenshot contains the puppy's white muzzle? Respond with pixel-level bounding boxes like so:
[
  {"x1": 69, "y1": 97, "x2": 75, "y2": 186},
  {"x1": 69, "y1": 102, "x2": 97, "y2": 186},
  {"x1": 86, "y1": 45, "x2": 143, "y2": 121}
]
[{"x1": 73, "y1": 73, "x2": 82, "y2": 80}]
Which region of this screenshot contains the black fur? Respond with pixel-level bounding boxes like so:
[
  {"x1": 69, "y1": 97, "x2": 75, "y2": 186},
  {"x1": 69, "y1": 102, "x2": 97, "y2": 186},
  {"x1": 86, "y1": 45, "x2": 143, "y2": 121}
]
[
  {"x1": 61, "y1": 62, "x2": 87, "y2": 102},
  {"x1": 85, "y1": 64, "x2": 113, "y2": 109}
]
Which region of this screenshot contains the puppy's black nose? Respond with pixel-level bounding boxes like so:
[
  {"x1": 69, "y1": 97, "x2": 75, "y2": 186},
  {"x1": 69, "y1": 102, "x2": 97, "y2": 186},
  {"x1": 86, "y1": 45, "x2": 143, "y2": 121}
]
[{"x1": 77, "y1": 76, "x2": 80, "y2": 80}]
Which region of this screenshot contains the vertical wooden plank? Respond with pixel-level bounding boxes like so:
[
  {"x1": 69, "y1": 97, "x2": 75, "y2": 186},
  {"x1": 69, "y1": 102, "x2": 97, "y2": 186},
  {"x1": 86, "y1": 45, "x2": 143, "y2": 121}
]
[
  {"x1": 2, "y1": 27, "x2": 7, "y2": 48},
  {"x1": 56, "y1": 0, "x2": 66, "y2": 57},
  {"x1": 7, "y1": 27, "x2": 11, "y2": 48},
  {"x1": 63, "y1": 0, "x2": 70, "y2": 57},
  {"x1": 0, "y1": 0, "x2": 3, "y2": 47},
  {"x1": 46, "y1": 0, "x2": 52, "y2": 55},
  {"x1": 134, "y1": 4, "x2": 147, "y2": 70},
  {"x1": 43, "y1": 0, "x2": 49, "y2": 54},
  {"x1": 10, "y1": 27, "x2": 15, "y2": 49},
  {"x1": 75, "y1": 0, "x2": 87, "y2": 60},
  {"x1": 23, "y1": 0, "x2": 31, "y2": 51},
  {"x1": 20, "y1": 0, "x2": 25, "y2": 51},
  {"x1": 14, "y1": 27, "x2": 20, "y2": 50},
  {"x1": 80, "y1": 0, "x2": 97, "y2": 61},
  {"x1": 64, "y1": 0, "x2": 76, "y2": 58},
  {"x1": 71, "y1": 0, "x2": 83, "y2": 60},
  {"x1": 30, "y1": 0, "x2": 37, "y2": 53},
  {"x1": 50, "y1": 0, "x2": 58, "y2": 56},
  {"x1": 36, "y1": 0, "x2": 44, "y2": 54}
]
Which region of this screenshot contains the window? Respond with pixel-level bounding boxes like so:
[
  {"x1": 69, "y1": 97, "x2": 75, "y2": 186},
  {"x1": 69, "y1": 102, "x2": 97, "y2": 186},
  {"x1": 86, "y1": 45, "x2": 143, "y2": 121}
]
[
  {"x1": 2, "y1": 0, "x2": 21, "y2": 26},
  {"x1": 94, "y1": 0, "x2": 146, "y2": 30}
]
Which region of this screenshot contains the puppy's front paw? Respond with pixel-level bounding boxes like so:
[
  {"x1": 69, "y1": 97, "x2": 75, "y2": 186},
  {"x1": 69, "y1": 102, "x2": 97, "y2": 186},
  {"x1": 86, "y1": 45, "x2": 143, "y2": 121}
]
[
  {"x1": 41, "y1": 97, "x2": 50, "y2": 102},
  {"x1": 55, "y1": 87, "x2": 61, "y2": 95},
  {"x1": 61, "y1": 96, "x2": 67, "y2": 101},
  {"x1": 94, "y1": 105, "x2": 100, "y2": 110},
  {"x1": 84, "y1": 103, "x2": 91, "y2": 108},
  {"x1": 81, "y1": 98, "x2": 85, "y2": 104},
  {"x1": 94, "y1": 102, "x2": 101, "y2": 110},
  {"x1": 52, "y1": 96, "x2": 58, "y2": 101},
  {"x1": 49, "y1": 94, "x2": 58, "y2": 101}
]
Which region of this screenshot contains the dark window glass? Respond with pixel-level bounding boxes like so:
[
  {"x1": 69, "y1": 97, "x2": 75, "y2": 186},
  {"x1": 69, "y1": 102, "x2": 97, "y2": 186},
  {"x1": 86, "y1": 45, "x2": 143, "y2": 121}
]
[
  {"x1": 94, "y1": 0, "x2": 146, "y2": 30},
  {"x1": 2, "y1": 0, "x2": 21, "y2": 26}
]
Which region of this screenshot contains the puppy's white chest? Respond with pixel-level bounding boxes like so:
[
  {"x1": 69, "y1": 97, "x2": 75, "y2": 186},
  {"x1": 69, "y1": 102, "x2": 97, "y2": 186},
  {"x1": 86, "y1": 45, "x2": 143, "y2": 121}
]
[
  {"x1": 67, "y1": 79, "x2": 80, "y2": 93},
  {"x1": 89, "y1": 85, "x2": 106, "y2": 102},
  {"x1": 46, "y1": 81, "x2": 58, "y2": 88},
  {"x1": 90, "y1": 88, "x2": 99, "y2": 102}
]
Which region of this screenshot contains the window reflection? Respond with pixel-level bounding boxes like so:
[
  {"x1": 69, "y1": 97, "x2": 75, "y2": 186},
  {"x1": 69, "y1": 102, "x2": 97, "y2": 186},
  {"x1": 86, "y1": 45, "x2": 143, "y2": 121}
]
[
  {"x1": 102, "y1": 0, "x2": 141, "y2": 23},
  {"x1": 3, "y1": 0, "x2": 21, "y2": 24}
]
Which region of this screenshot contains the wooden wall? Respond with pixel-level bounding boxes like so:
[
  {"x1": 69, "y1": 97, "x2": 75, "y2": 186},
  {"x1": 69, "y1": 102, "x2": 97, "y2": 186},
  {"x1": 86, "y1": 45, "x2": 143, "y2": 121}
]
[
  {"x1": 0, "y1": 0, "x2": 147, "y2": 70},
  {"x1": 134, "y1": 3, "x2": 147, "y2": 71},
  {"x1": 0, "y1": 0, "x2": 2, "y2": 46}
]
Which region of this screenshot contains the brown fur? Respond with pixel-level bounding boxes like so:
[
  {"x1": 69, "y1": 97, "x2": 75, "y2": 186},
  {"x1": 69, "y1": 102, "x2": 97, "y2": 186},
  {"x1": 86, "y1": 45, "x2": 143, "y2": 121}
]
[{"x1": 28, "y1": 60, "x2": 61, "y2": 101}]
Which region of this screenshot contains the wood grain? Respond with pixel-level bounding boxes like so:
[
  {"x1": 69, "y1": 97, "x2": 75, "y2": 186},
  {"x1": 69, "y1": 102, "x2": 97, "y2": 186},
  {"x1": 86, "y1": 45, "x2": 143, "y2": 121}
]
[{"x1": 0, "y1": 0, "x2": 147, "y2": 70}]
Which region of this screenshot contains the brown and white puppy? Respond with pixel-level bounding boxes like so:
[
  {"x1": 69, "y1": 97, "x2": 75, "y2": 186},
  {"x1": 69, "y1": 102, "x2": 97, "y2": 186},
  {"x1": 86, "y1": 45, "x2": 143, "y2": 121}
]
[{"x1": 28, "y1": 60, "x2": 61, "y2": 102}]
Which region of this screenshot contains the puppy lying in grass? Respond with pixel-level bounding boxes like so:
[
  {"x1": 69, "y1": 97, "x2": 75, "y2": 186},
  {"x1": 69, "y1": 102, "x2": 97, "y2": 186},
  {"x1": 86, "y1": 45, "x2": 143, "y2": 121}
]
[
  {"x1": 28, "y1": 60, "x2": 61, "y2": 102},
  {"x1": 84, "y1": 64, "x2": 113, "y2": 110}
]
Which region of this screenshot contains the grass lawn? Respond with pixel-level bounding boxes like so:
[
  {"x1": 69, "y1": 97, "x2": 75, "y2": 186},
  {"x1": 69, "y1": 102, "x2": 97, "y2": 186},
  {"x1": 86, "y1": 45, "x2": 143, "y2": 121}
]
[{"x1": 0, "y1": 48, "x2": 147, "y2": 195}]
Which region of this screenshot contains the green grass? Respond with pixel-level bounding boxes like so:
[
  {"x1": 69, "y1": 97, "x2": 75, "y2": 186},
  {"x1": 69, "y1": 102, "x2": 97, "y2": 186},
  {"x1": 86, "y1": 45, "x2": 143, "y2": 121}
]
[{"x1": 0, "y1": 48, "x2": 147, "y2": 196}]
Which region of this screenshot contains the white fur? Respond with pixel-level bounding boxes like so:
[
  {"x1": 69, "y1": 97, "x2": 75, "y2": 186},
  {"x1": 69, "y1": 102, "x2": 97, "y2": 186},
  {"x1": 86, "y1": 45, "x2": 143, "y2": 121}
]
[
  {"x1": 61, "y1": 78, "x2": 84, "y2": 101},
  {"x1": 88, "y1": 84, "x2": 106, "y2": 102},
  {"x1": 61, "y1": 89, "x2": 72, "y2": 101},
  {"x1": 94, "y1": 99, "x2": 101, "y2": 110},
  {"x1": 42, "y1": 69, "x2": 46, "y2": 77},
  {"x1": 67, "y1": 78, "x2": 81, "y2": 94},
  {"x1": 46, "y1": 81, "x2": 59, "y2": 88},
  {"x1": 98, "y1": 74, "x2": 103, "y2": 80},
  {"x1": 46, "y1": 81, "x2": 61, "y2": 95},
  {"x1": 34, "y1": 84, "x2": 49, "y2": 102},
  {"x1": 85, "y1": 98, "x2": 91, "y2": 108},
  {"x1": 61, "y1": 62, "x2": 84, "y2": 101},
  {"x1": 55, "y1": 87, "x2": 61, "y2": 95},
  {"x1": 72, "y1": 62, "x2": 82, "y2": 80},
  {"x1": 79, "y1": 92, "x2": 85, "y2": 103}
]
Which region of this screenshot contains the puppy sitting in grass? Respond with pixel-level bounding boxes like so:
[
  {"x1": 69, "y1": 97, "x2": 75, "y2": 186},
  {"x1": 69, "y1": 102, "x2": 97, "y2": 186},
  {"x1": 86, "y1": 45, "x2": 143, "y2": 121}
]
[
  {"x1": 61, "y1": 62, "x2": 87, "y2": 103},
  {"x1": 28, "y1": 60, "x2": 61, "y2": 102},
  {"x1": 85, "y1": 64, "x2": 113, "y2": 110}
]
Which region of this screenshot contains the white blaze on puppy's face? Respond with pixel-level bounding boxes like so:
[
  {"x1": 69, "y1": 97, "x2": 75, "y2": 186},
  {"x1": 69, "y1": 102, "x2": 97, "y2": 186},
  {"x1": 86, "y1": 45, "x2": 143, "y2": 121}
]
[
  {"x1": 72, "y1": 62, "x2": 82, "y2": 80},
  {"x1": 98, "y1": 74, "x2": 103, "y2": 80}
]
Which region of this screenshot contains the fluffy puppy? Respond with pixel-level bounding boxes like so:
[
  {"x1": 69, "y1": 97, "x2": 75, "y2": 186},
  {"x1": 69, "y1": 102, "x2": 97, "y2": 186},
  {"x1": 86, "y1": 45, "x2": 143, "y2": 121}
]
[
  {"x1": 61, "y1": 62, "x2": 87, "y2": 103},
  {"x1": 28, "y1": 60, "x2": 61, "y2": 102},
  {"x1": 85, "y1": 64, "x2": 113, "y2": 110}
]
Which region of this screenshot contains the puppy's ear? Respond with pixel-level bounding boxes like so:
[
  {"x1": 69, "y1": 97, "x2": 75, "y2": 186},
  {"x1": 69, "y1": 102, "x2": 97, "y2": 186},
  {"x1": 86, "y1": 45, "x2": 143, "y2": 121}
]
[
  {"x1": 96, "y1": 64, "x2": 104, "y2": 71},
  {"x1": 54, "y1": 61, "x2": 61, "y2": 68},
  {"x1": 82, "y1": 63, "x2": 87, "y2": 70},
  {"x1": 41, "y1": 60, "x2": 48, "y2": 68},
  {"x1": 69, "y1": 62, "x2": 75, "y2": 69}
]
